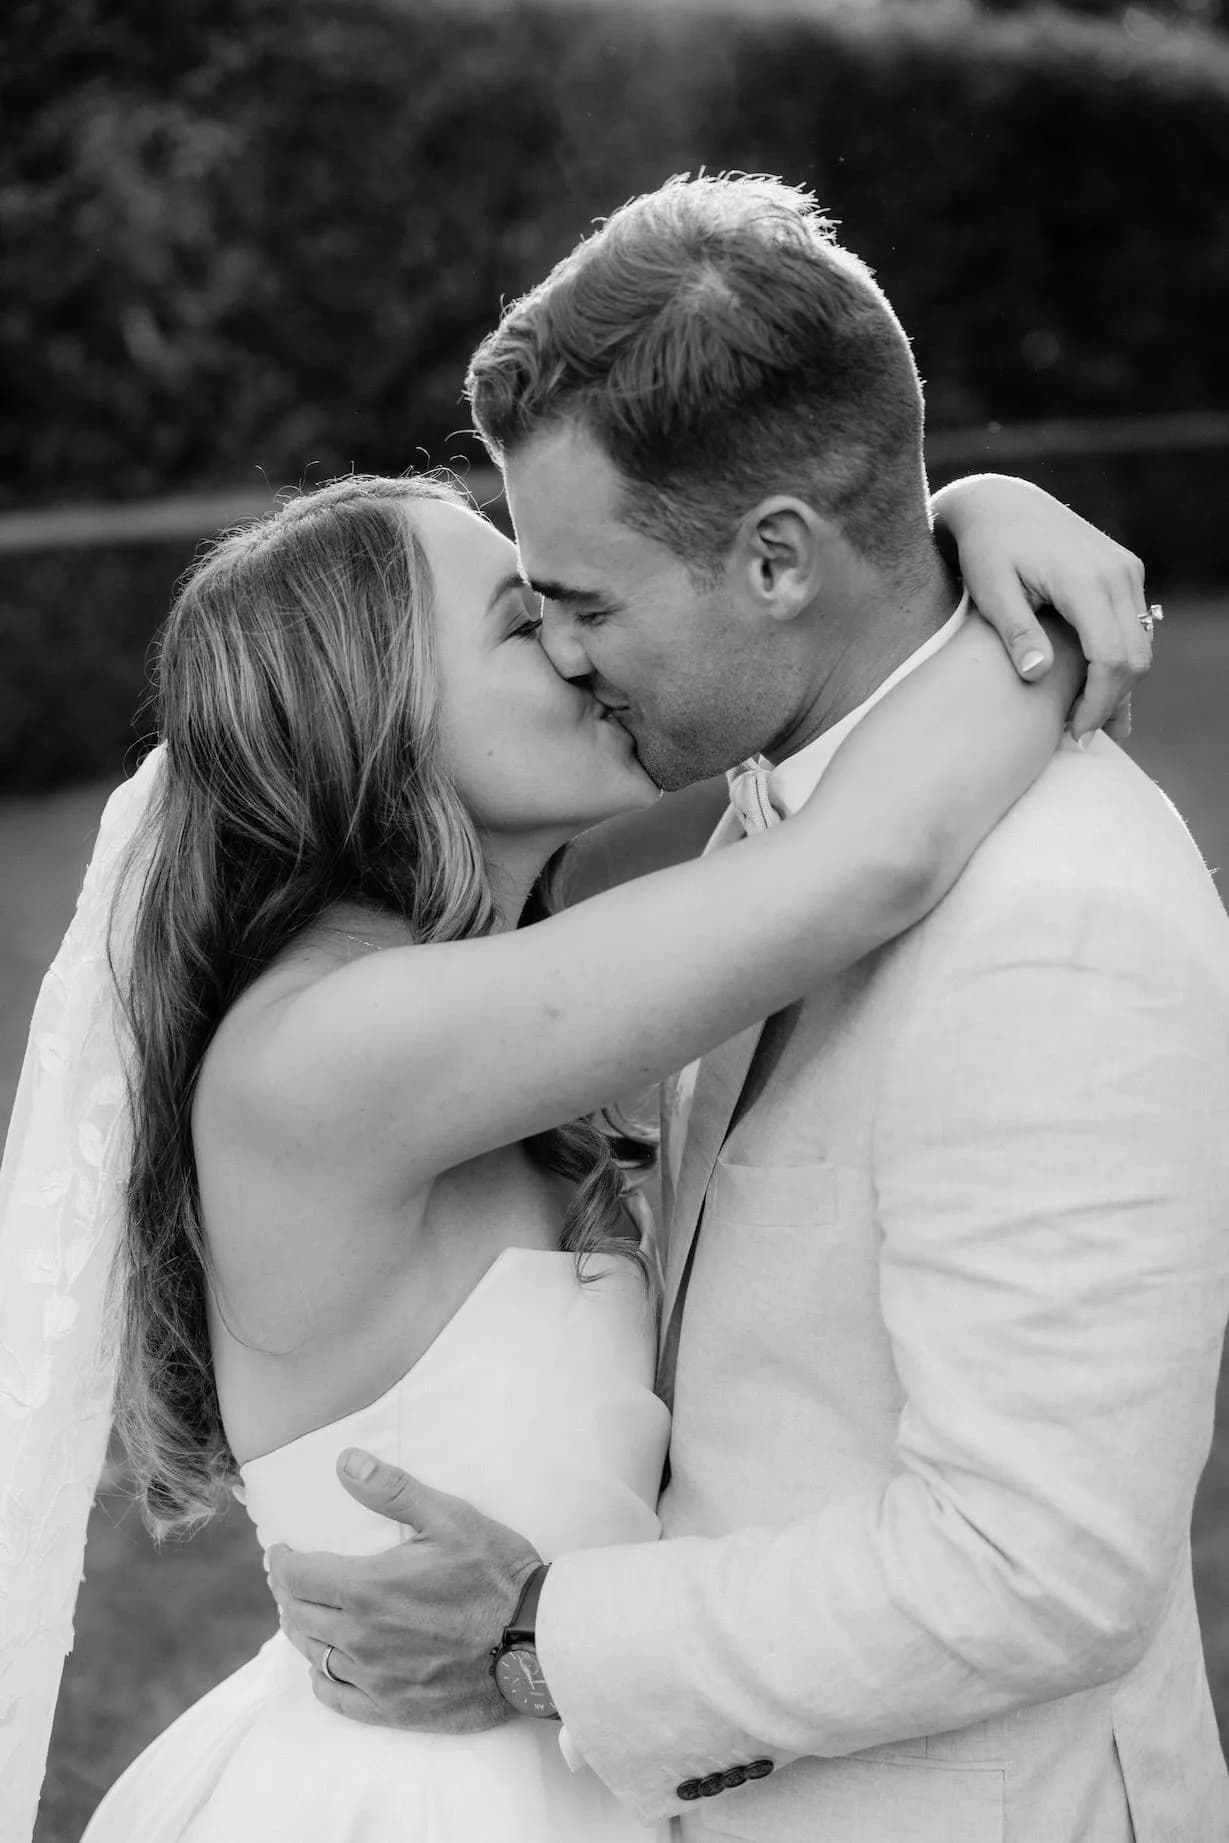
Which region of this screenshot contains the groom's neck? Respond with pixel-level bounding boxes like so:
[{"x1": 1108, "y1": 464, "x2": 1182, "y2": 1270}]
[{"x1": 766, "y1": 545, "x2": 960, "y2": 766}]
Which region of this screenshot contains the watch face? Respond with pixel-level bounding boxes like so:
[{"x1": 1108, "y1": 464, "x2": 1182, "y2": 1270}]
[{"x1": 494, "y1": 1644, "x2": 558, "y2": 1719}]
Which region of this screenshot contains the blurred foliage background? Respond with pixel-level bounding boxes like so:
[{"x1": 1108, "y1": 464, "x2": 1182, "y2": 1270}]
[
  {"x1": 5, "y1": 0, "x2": 1229, "y2": 502},
  {"x1": 3, "y1": 0, "x2": 1229, "y2": 789}
]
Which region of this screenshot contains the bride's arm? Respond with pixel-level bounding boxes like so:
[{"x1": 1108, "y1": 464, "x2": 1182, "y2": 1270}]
[{"x1": 263, "y1": 619, "x2": 1081, "y2": 1181}]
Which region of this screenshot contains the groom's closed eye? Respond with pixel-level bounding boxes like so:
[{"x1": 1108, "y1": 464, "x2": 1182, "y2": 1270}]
[{"x1": 527, "y1": 577, "x2": 621, "y2": 623}]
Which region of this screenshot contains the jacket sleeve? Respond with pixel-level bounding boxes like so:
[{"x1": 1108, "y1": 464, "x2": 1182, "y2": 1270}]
[{"x1": 534, "y1": 878, "x2": 1229, "y2": 1824}]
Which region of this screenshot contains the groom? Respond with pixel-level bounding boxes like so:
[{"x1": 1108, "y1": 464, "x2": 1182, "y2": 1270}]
[{"x1": 271, "y1": 176, "x2": 1229, "y2": 1839}]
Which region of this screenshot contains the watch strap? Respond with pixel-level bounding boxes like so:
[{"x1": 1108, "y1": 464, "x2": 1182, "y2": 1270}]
[{"x1": 504, "y1": 1561, "x2": 550, "y2": 1645}]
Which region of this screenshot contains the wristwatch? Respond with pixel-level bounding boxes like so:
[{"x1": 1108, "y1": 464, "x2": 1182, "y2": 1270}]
[{"x1": 489, "y1": 1562, "x2": 559, "y2": 1719}]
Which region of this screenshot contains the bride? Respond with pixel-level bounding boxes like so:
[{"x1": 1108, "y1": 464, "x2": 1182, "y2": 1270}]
[{"x1": 1, "y1": 470, "x2": 1143, "y2": 1841}]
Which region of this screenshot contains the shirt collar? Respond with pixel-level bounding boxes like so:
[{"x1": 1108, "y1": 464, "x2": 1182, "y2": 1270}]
[{"x1": 753, "y1": 591, "x2": 970, "y2": 819}]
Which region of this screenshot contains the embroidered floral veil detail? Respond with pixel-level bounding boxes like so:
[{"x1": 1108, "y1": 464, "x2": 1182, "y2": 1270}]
[{"x1": 0, "y1": 745, "x2": 165, "y2": 1843}]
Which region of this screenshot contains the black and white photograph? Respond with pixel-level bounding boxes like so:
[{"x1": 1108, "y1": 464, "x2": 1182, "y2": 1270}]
[{"x1": 3, "y1": 1, "x2": 1229, "y2": 1839}]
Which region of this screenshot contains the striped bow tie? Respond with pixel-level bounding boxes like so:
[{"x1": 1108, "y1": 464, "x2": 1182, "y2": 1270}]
[{"x1": 727, "y1": 758, "x2": 783, "y2": 835}]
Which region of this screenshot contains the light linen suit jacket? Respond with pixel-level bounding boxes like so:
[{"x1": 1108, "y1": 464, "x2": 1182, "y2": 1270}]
[{"x1": 537, "y1": 726, "x2": 1229, "y2": 1843}]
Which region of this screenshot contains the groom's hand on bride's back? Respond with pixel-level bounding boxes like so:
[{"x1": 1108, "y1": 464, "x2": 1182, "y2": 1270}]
[{"x1": 266, "y1": 1449, "x2": 542, "y2": 1732}]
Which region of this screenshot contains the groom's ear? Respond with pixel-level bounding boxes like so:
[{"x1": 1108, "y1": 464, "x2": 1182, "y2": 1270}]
[{"x1": 734, "y1": 496, "x2": 829, "y2": 622}]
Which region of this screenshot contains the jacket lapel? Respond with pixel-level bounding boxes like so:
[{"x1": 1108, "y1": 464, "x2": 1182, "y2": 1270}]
[{"x1": 657, "y1": 1018, "x2": 764, "y2": 1401}]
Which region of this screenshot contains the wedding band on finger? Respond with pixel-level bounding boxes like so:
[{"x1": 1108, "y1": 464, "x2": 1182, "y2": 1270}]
[
  {"x1": 320, "y1": 1643, "x2": 345, "y2": 1685},
  {"x1": 1139, "y1": 603, "x2": 1164, "y2": 639}
]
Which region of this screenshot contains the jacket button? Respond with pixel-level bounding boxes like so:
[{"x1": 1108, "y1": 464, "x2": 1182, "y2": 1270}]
[
  {"x1": 722, "y1": 1766, "x2": 748, "y2": 1789},
  {"x1": 745, "y1": 1758, "x2": 774, "y2": 1779},
  {"x1": 698, "y1": 1773, "x2": 726, "y2": 1797},
  {"x1": 676, "y1": 1779, "x2": 701, "y2": 1801}
]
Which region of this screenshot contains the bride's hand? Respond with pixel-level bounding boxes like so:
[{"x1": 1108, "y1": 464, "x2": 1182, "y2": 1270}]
[{"x1": 933, "y1": 473, "x2": 1152, "y2": 741}]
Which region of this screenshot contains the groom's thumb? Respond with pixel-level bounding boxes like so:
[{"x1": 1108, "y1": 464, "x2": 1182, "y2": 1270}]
[{"x1": 337, "y1": 1448, "x2": 441, "y2": 1530}]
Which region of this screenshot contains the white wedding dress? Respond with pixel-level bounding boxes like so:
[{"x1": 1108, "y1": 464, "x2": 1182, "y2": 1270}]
[{"x1": 80, "y1": 1247, "x2": 670, "y2": 1842}]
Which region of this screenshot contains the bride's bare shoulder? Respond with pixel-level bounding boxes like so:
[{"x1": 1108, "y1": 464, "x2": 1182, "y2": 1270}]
[{"x1": 194, "y1": 925, "x2": 411, "y2": 1142}]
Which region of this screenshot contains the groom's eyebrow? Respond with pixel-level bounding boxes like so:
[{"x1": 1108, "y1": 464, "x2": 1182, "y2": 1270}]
[{"x1": 524, "y1": 575, "x2": 609, "y2": 607}]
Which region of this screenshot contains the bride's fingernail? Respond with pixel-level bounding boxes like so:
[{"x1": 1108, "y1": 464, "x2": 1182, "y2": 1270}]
[
  {"x1": 1077, "y1": 732, "x2": 1093, "y2": 752},
  {"x1": 1019, "y1": 649, "x2": 1047, "y2": 675},
  {"x1": 342, "y1": 1449, "x2": 377, "y2": 1482}
]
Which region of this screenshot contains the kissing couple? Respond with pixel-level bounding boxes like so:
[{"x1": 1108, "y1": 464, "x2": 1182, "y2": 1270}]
[{"x1": 5, "y1": 174, "x2": 1228, "y2": 1843}]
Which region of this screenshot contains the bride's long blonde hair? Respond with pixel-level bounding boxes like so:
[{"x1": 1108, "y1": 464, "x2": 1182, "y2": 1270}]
[{"x1": 113, "y1": 474, "x2": 651, "y2": 1540}]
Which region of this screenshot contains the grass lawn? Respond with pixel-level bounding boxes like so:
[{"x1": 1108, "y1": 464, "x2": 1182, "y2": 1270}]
[{"x1": 3, "y1": 597, "x2": 1227, "y2": 1840}]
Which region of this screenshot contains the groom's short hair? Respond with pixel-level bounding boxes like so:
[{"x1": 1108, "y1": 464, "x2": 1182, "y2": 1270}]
[{"x1": 466, "y1": 173, "x2": 929, "y2": 578}]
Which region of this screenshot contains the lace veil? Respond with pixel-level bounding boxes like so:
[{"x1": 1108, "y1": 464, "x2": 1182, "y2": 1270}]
[{"x1": 0, "y1": 744, "x2": 165, "y2": 1843}]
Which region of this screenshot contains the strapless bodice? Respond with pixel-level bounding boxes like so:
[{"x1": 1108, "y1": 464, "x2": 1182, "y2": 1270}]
[{"x1": 239, "y1": 1248, "x2": 669, "y2": 1562}]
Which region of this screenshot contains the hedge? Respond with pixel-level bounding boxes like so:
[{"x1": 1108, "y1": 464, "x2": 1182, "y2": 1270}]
[{"x1": 7, "y1": 0, "x2": 1229, "y2": 500}]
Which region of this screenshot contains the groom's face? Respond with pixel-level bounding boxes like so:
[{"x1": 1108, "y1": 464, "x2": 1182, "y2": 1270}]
[{"x1": 504, "y1": 422, "x2": 772, "y2": 791}]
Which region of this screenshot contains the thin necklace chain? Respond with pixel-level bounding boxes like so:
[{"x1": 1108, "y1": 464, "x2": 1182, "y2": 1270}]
[
  {"x1": 323, "y1": 921, "x2": 389, "y2": 952},
  {"x1": 323, "y1": 908, "x2": 411, "y2": 953}
]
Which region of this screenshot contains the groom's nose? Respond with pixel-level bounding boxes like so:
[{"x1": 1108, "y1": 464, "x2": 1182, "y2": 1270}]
[{"x1": 538, "y1": 606, "x2": 593, "y2": 684}]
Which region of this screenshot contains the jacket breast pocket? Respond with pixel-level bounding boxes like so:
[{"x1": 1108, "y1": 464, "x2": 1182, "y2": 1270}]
[
  {"x1": 700, "y1": 1153, "x2": 883, "y2": 1347},
  {"x1": 705, "y1": 1155, "x2": 839, "y2": 1230}
]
